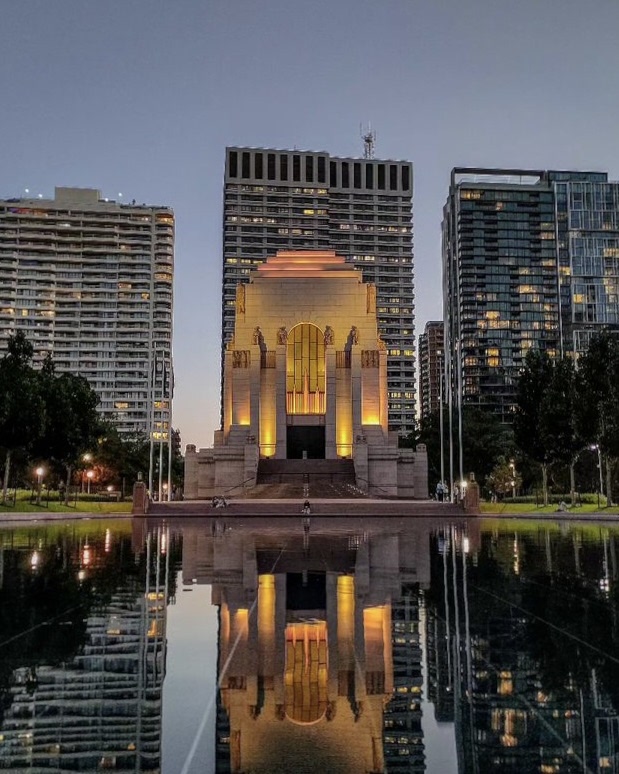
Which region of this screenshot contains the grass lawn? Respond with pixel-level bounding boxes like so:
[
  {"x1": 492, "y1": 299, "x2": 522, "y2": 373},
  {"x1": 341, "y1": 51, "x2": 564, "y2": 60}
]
[
  {"x1": 480, "y1": 501, "x2": 619, "y2": 516},
  {"x1": 0, "y1": 499, "x2": 132, "y2": 514}
]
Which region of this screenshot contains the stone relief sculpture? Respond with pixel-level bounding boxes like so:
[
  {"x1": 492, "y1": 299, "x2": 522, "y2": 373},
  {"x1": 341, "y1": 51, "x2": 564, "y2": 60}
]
[
  {"x1": 277, "y1": 326, "x2": 288, "y2": 345},
  {"x1": 232, "y1": 350, "x2": 250, "y2": 368},
  {"x1": 377, "y1": 334, "x2": 386, "y2": 351},
  {"x1": 367, "y1": 282, "x2": 376, "y2": 313},
  {"x1": 324, "y1": 325, "x2": 334, "y2": 345},
  {"x1": 236, "y1": 284, "x2": 245, "y2": 315},
  {"x1": 361, "y1": 349, "x2": 380, "y2": 367}
]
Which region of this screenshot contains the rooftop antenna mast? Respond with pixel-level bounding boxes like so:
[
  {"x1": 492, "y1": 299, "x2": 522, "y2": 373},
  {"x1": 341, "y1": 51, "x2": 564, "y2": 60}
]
[{"x1": 360, "y1": 123, "x2": 376, "y2": 159}]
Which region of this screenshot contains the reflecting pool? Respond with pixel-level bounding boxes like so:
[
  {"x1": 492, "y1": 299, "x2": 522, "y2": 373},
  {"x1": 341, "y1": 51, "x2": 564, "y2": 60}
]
[{"x1": 1, "y1": 515, "x2": 618, "y2": 773}]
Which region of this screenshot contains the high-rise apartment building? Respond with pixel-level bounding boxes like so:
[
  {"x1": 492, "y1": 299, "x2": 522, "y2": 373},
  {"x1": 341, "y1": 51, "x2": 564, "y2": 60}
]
[
  {"x1": 418, "y1": 320, "x2": 444, "y2": 418},
  {"x1": 0, "y1": 187, "x2": 174, "y2": 437},
  {"x1": 442, "y1": 167, "x2": 618, "y2": 424},
  {"x1": 222, "y1": 146, "x2": 415, "y2": 434},
  {"x1": 554, "y1": 175, "x2": 619, "y2": 355}
]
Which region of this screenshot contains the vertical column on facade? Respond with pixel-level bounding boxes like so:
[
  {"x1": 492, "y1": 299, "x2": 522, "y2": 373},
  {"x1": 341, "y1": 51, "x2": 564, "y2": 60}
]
[
  {"x1": 351, "y1": 347, "x2": 363, "y2": 439},
  {"x1": 325, "y1": 345, "x2": 337, "y2": 458},
  {"x1": 379, "y1": 348, "x2": 388, "y2": 434},
  {"x1": 382, "y1": 600, "x2": 394, "y2": 695},
  {"x1": 243, "y1": 539, "x2": 258, "y2": 710},
  {"x1": 273, "y1": 574, "x2": 287, "y2": 711},
  {"x1": 257, "y1": 574, "x2": 276, "y2": 685},
  {"x1": 231, "y1": 345, "x2": 251, "y2": 430},
  {"x1": 275, "y1": 344, "x2": 287, "y2": 458},
  {"x1": 223, "y1": 350, "x2": 233, "y2": 442},
  {"x1": 245, "y1": 587, "x2": 259, "y2": 711},
  {"x1": 337, "y1": 575, "x2": 356, "y2": 711},
  {"x1": 326, "y1": 572, "x2": 339, "y2": 707},
  {"x1": 354, "y1": 543, "x2": 369, "y2": 705},
  {"x1": 360, "y1": 353, "x2": 381, "y2": 428},
  {"x1": 249, "y1": 349, "x2": 261, "y2": 443},
  {"x1": 259, "y1": 356, "x2": 276, "y2": 458},
  {"x1": 335, "y1": 353, "x2": 352, "y2": 458}
]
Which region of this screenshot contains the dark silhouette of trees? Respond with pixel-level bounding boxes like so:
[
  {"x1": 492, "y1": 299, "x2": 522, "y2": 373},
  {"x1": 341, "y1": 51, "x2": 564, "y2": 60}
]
[{"x1": 0, "y1": 332, "x2": 45, "y2": 502}]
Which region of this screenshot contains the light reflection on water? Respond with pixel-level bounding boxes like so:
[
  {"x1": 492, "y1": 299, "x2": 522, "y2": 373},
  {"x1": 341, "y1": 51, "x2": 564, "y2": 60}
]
[{"x1": 0, "y1": 516, "x2": 618, "y2": 773}]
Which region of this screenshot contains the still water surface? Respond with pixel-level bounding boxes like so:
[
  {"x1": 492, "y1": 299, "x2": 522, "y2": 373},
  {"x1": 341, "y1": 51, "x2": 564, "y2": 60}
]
[{"x1": 0, "y1": 515, "x2": 618, "y2": 773}]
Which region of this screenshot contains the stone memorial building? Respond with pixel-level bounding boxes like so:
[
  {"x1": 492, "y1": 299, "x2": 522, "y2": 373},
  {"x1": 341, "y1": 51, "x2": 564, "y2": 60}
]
[{"x1": 184, "y1": 250, "x2": 427, "y2": 498}]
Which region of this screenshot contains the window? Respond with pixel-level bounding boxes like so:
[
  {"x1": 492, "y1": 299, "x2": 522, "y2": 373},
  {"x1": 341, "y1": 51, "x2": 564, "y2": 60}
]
[
  {"x1": 402, "y1": 165, "x2": 410, "y2": 191},
  {"x1": 341, "y1": 162, "x2": 349, "y2": 188},
  {"x1": 228, "y1": 150, "x2": 238, "y2": 178},
  {"x1": 317, "y1": 156, "x2": 326, "y2": 183},
  {"x1": 389, "y1": 165, "x2": 398, "y2": 191},
  {"x1": 254, "y1": 152, "x2": 263, "y2": 179},
  {"x1": 280, "y1": 154, "x2": 288, "y2": 181},
  {"x1": 305, "y1": 156, "x2": 314, "y2": 182},
  {"x1": 354, "y1": 162, "x2": 361, "y2": 189},
  {"x1": 378, "y1": 164, "x2": 385, "y2": 190},
  {"x1": 293, "y1": 154, "x2": 301, "y2": 182},
  {"x1": 366, "y1": 165, "x2": 374, "y2": 190},
  {"x1": 241, "y1": 152, "x2": 250, "y2": 179},
  {"x1": 330, "y1": 161, "x2": 337, "y2": 187},
  {"x1": 286, "y1": 324, "x2": 325, "y2": 414},
  {"x1": 267, "y1": 153, "x2": 276, "y2": 180}
]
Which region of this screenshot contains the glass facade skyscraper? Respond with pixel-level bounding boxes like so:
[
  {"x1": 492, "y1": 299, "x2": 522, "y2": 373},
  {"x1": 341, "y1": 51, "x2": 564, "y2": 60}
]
[{"x1": 442, "y1": 168, "x2": 619, "y2": 428}]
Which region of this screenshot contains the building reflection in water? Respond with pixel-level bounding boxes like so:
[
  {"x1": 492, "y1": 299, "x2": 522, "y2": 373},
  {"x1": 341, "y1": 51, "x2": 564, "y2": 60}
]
[
  {"x1": 2, "y1": 518, "x2": 618, "y2": 774},
  {"x1": 427, "y1": 523, "x2": 619, "y2": 774},
  {"x1": 179, "y1": 517, "x2": 435, "y2": 774},
  {"x1": 0, "y1": 524, "x2": 171, "y2": 771}
]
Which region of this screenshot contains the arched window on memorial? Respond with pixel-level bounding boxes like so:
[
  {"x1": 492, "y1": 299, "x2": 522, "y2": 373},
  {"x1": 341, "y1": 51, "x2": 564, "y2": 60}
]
[{"x1": 286, "y1": 323, "x2": 325, "y2": 414}]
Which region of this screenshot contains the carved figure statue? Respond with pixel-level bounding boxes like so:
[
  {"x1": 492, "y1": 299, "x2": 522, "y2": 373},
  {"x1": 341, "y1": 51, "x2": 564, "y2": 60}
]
[
  {"x1": 377, "y1": 334, "x2": 386, "y2": 351},
  {"x1": 324, "y1": 325, "x2": 334, "y2": 345},
  {"x1": 252, "y1": 326, "x2": 262, "y2": 345},
  {"x1": 236, "y1": 284, "x2": 245, "y2": 315},
  {"x1": 350, "y1": 326, "x2": 359, "y2": 345},
  {"x1": 232, "y1": 350, "x2": 250, "y2": 368},
  {"x1": 277, "y1": 326, "x2": 288, "y2": 345}
]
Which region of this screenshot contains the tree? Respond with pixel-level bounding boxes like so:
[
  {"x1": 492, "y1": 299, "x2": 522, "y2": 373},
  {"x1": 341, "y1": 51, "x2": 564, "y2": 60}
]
[
  {"x1": 0, "y1": 332, "x2": 45, "y2": 503},
  {"x1": 486, "y1": 456, "x2": 522, "y2": 500},
  {"x1": 576, "y1": 331, "x2": 619, "y2": 505},
  {"x1": 418, "y1": 406, "x2": 513, "y2": 496},
  {"x1": 539, "y1": 355, "x2": 583, "y2": 504},
  {"x1": 462, "y1": 407, "x2": 514, "y2": 487},
  {"x1": 514, "y1": 350, "x2": 555, "y2": 505},
  {"x1": 96, "y1": 427, "x2": 150, "y2": 492},
  {"x1": 35, "y1": 357, "x2": 101, "y2": 504}
]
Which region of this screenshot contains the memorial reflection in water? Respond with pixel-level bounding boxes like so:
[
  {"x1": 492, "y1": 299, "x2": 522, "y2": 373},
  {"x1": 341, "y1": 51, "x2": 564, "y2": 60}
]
[{"x1": 0, "y1": 517, "x2": 618, "y2": 773}]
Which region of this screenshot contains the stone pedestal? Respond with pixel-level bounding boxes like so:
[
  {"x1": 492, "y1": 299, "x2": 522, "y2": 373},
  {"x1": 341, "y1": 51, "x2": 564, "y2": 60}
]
[
  {"x1": 463, "y1": 473, "x2": 480, "y2": 515},
  {"x1": 132, "y1": 480, "x2": 148, "y2": 516}
]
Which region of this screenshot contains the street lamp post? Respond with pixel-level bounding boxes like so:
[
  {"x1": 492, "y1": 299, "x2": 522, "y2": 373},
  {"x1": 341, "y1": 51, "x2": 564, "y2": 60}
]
[
  {"x1": 86, "y1": 470, "x2": 94, "y2": 495},
  {"x1": 509, "y1": 460, "x2": 516, "y2": 499},
  {"x1": 592, "y1": 444, "x2": 604, "y2": 507},
  {"x1": 81, "y1": 453, "x2": 92, "y2": 493},
  {"x1": 35, "y1": 467, "x2": 44, "y2": 506}
]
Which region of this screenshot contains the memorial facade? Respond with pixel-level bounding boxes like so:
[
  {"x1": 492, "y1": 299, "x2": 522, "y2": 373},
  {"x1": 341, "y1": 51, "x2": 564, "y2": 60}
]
[{"x1": 185, "y1": 250, "x2": 427, "y2": 498}]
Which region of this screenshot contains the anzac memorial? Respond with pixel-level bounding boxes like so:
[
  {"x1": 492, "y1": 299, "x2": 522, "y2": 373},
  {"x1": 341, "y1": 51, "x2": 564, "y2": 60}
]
[{"x1": 184, "y1": 250, "x2": 427, "y2": 499}]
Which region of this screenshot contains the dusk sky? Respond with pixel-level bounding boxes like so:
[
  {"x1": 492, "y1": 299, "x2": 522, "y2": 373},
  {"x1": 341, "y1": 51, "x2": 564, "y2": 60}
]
[{"x1": 3, "y1": 1, "x2": 619, "y2": 448}]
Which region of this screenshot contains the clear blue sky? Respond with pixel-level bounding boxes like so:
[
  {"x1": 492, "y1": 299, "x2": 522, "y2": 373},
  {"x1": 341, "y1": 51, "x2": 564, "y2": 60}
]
[{"x1": 3, "y1": 0, "x2": 619, "y2": 447}]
